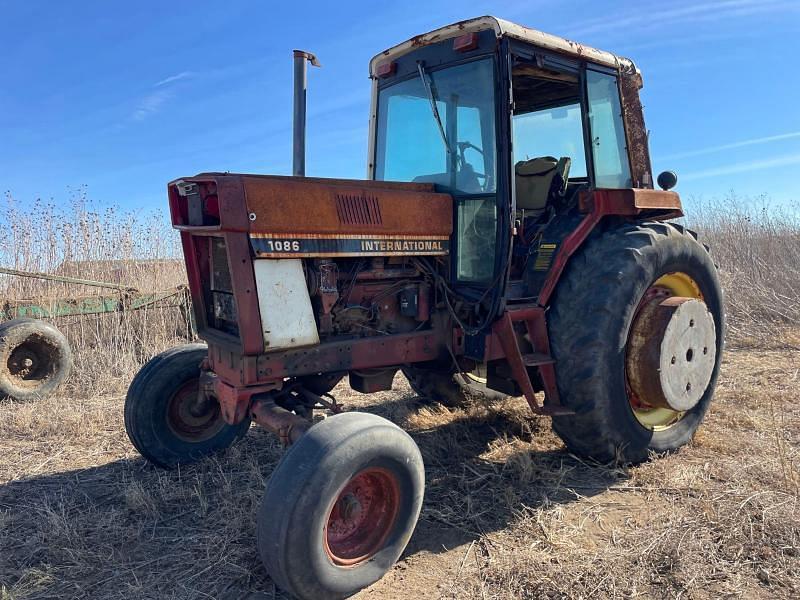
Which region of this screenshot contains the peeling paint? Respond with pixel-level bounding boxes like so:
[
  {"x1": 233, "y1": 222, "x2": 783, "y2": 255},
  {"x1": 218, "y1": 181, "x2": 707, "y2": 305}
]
[{"x1": 369, "y1": 16, "x2": 638, "y2": 77}]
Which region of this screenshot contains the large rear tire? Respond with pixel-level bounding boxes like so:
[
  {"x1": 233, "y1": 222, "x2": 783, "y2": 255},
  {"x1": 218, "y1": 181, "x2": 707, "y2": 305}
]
[
  {"x1": 0, "y1": 318, "x2": 72, "y2": 401},
  {"x1": 548, "y1": 222, "x2": 724, "y2": 463},
  {"x1": 124, "y1": 343, "x2": 250, "y2": 468},
  {"x1": 402, "y1": 365, "x2": 506, "y2": 408},
  {"x1": 257, "y1": 412, "x2": 424, "y2": 600}
]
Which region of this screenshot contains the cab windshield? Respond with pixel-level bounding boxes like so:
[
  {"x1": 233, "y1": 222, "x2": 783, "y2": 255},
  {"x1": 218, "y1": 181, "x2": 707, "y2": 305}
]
[{"x1": 374, "y1": 58, "x2": 497, "y2": 194}]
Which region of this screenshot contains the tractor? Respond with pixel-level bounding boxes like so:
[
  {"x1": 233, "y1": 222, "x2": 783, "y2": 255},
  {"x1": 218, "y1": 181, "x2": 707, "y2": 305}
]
[{"x1": 125, "y1": 16, "x2": 724, "y2": 600}]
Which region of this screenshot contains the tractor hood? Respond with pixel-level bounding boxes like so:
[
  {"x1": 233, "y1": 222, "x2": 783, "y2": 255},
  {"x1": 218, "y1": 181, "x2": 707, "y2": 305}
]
[{"x1": 168, "y1": 174, "x2": 453, "y2": 258}]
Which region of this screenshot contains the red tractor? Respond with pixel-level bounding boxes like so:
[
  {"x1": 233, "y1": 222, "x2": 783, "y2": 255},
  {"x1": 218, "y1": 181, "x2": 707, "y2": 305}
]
[{"x1": 125, "y1": 16, "x2": 723, "y2": 600}]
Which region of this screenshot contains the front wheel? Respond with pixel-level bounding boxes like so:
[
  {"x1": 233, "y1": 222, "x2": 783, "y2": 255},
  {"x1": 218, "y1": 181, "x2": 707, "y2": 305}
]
[
  {"x1": 257, "y1": 412, "x2": 424, "y2": 600},
  {"x1": 124, "y1": 343, "x2": 250, "y2": 468},
  {"x1": 548, "y1": 222, "x2": 724, "y2": 463}
]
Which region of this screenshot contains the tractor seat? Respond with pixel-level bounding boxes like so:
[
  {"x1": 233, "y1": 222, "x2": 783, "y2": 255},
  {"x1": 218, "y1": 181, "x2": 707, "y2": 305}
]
[{"x1": 515, "y1": 156, "x2": 572, "y2": 213}]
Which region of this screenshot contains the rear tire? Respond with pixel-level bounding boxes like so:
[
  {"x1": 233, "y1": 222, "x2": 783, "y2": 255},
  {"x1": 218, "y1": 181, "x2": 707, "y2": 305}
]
[
  {"x1": 257, "y1": 412, "x2": 424, "y2": 600},
  {"x1": 124, "y1": 343, "x2": 250, "y2": 468},
  {"x1": 402, "y1": 365, "x2": 506, "y2": 408},
  {"x1": 548, "y1": 222, "x2": 724, "y2": 463},
  {"x1": 0, "y1": 318, "x2": 72, "y2": 401}
]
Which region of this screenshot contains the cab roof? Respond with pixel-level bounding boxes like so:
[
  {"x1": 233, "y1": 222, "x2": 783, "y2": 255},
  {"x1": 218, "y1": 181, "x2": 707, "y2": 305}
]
[{"x1": 369, "y1": 15, "x2": 638, "y2": 77}]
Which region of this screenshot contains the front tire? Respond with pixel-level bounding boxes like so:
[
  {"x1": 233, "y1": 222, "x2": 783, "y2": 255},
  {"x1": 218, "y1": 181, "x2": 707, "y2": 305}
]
[
  {"x1": 257, "y1": 412, "x2": 424, "y2": 600},
  {"x1": 548, "y1": 222, "x2": 724, "y2": 463},
  {"x1": 124, "y1": 343, "x2": 250, "y2": 468}
]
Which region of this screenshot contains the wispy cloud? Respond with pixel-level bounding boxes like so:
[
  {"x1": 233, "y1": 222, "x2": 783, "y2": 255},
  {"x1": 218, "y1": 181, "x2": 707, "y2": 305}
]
[
  {"x1": 131, "y1": 71, "x2": 195, "y2": 121},
  {"x1": 681, "y1": 152, "x2": 800, "y2": 181},
  {"x1": 569, "y1": 0, "x2": 797, "y2": 39},
  {"x1": 132, "y1": 89, "x2": 173, "y2": 121},
  {"x1": 658, "y1": 131, "x2": 800, "y2": 161},
  {"x1": 155, "y1": 71, "x2": 195, "y2": 87}
]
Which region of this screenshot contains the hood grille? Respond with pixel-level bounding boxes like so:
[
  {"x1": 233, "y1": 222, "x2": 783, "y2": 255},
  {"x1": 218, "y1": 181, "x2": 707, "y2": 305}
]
[{"x1": 335, "y1": 194, "x2": 382, "y2": 225}]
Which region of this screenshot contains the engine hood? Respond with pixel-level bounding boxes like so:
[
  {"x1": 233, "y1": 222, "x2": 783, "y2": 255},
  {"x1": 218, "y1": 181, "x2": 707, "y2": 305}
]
[{"x1": 169, "y1": 173, "x2": 453, "y2": 258}]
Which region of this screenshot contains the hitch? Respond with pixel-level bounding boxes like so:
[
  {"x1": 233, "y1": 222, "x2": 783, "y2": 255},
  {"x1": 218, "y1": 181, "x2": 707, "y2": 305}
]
[
  {"x1": 212, "y1": 376, "x2": 343, "y2": 446},
  {"x1": 249, "y1": 384, "x2": 341, "y2": 445},
  {"x1": 250, "y1": 395, "x2": 311, "y2": 446}
]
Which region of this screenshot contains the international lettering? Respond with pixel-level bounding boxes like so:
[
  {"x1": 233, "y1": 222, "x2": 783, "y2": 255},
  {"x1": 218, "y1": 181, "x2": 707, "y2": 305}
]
[{"x1": 360, "y1": 239, "x2": 443, "y2": 252}]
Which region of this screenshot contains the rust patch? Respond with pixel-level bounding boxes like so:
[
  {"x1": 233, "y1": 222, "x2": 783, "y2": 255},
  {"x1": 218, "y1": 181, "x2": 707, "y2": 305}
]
[
  {"x1": 578, "y1": 189, "x2": 682, "y2": 215},
  {"x1": 620, "y1": 71, "x2": 654, "y2": 189},
  {"x1": 239, "y1": 175, "x2": 452, "y2": 237}
]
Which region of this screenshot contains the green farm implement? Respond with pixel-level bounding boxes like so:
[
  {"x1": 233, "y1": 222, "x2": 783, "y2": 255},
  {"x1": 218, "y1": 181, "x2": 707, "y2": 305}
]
[{"x1": 0, "y1": 266, "x2": 190, "y2": 401}]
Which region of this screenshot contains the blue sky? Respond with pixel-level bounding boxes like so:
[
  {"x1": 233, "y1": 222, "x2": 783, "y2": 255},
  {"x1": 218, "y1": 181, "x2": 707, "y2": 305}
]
[{"x1": 2, "y1": 0, "x2": 799, "y2": 212}]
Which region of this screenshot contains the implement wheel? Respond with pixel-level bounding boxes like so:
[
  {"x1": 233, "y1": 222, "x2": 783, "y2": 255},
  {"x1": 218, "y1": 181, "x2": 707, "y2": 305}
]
[
  {"x1": 548, "y1": 222, "x2": 724, "y2": 463},
  {"x1": 124, "y1": 343, "x2": 250, "y2": 468},
  {"x1": 257, "y1": 412, "x2": 424, "y2": 600},
  {"x1": 0, "y1": 318, "x2": 72, "y2": 401},
  {"x1": 402, "y1": 364, "x2": 506, "y2": 408}
]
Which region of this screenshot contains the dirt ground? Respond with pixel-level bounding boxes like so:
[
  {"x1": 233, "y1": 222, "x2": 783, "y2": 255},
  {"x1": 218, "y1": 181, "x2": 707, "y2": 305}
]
[{"x1": 1, "y1": 345, "x2": 798, "y2": 600}]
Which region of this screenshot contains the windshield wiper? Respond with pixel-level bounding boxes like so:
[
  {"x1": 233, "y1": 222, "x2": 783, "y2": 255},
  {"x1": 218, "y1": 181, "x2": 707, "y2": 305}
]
[{"x1": 416, "y1": 62, "x2": 454, "y2": 157}]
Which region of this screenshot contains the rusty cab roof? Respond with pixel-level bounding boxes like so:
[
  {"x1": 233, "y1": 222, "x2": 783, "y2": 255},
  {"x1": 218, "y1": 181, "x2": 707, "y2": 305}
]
[{"x1": 368, "y1": 15, "x2": 639, "y2": 78}]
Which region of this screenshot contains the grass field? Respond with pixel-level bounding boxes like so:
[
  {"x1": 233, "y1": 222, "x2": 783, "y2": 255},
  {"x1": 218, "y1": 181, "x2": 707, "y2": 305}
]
[
  {"x1": 1, "y1": 342, "x2": 798, "y2": 599},
  {"x1": 0, "y1": 195, "x2": 799, "y2": 599}
]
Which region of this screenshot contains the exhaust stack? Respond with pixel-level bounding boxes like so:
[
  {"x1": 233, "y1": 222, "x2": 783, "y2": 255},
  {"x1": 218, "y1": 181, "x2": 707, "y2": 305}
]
[{"x1": 292, "y1": 50, "x2": 321, "y2": 177}]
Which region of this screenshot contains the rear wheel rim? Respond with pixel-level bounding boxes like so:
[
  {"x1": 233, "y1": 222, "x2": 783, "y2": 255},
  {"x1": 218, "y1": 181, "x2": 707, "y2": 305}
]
[
  {"x1": 626, "y1": 272, "x2": 711, "y2": 431},
  {"x1": 463, "y1": 364, "x2": 488, "y2": 386},
  {"x1": 324, "y1": 467, "x2": 400, "y2": 566},
  {"x1": 166, "y1": 380, "x2": 225, "y2": 443},
  {"x1": 7, "y1": 337, "x2": 58, "y2": 386}
]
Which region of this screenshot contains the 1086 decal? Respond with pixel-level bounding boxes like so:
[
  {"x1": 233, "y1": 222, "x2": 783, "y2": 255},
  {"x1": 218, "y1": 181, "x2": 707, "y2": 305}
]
[
  {"x1": 263, "y1": 239, "x2": 302, "y2": 252},
  {"x1": 250, "y1": 235, "x2": 449, "y2": 257}
]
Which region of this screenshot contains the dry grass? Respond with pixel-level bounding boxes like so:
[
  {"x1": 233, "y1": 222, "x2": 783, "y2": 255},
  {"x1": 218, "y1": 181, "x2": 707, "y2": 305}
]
[
  {"x1": 0, "y1": 193, "x2": 798, "y2": 599},
  {"x1": 686, "y1": 194, "x2": 800, "y2": 348},
  {"x1": 0, "y1": 348, "x2": 798, "y2": 599}
]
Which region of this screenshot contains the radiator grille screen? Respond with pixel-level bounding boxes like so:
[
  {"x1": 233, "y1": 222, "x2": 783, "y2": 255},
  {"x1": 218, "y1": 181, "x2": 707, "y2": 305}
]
[{"x1": 207, "y1": 237, "x2": 238, "y2": 336}]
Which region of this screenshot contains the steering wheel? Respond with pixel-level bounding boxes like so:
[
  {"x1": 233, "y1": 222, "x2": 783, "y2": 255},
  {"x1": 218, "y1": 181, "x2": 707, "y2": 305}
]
[
  {"x1": 468, "y1": 198, "x2": 497, "y2": 239},
  {"x1": 457, "y1": 142, "x2": 491, "y2": 191}
]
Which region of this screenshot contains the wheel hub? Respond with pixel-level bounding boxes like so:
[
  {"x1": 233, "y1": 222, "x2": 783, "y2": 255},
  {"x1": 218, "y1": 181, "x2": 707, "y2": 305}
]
[
  {"x1": 627, "y1": 295, "x2": 716, "y2": 412},
  {"x1": 9, "y1": 350, "x2": 39, "y2": 377},
  {"x1": 7, "y1": 340, "x2": 54, "y2": 384},
  {"x1": 338, "y1": 493, "x2": 363, "y2": 521},
  {"x1": 324, "y1": 468, "x2": 400, "y2": 566},
  {"x1": 166, "y1": 380, "x2": 225, "y2": 443}
]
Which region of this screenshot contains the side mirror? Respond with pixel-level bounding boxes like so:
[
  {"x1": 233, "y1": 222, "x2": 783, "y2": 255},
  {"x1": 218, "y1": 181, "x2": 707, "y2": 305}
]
[{"x1": 657, "y1": 171, "x2": 678, "y2": 191}]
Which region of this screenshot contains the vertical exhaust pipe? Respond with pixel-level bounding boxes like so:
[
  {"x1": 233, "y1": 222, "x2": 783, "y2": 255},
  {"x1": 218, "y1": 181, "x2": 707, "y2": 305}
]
[{"x1": 292, "y1": 50, "x2": 321, "y2": 177}]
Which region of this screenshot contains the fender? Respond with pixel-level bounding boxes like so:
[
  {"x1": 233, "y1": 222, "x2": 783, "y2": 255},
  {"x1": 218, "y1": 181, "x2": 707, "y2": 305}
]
[
  {"x1": 535, "y1": 188, "x2": 682, "y2": 307},
  {"x1": 481, "y1": 188, "x2": 682, "y2": 414}
]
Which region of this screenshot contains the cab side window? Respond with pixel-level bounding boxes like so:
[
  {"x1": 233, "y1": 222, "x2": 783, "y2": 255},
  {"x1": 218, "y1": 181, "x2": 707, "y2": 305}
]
[
  {"x1": 512, "y1": 103, "x2": 587, "y2": 178},
  {"x1": 586, "y1": 70, "x2": 632, "y2": 188}
]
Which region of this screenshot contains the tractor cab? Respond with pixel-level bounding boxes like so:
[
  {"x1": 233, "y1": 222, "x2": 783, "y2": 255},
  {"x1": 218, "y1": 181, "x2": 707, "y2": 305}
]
[{"x1": 369, "y1": 16, "x2": 655, "y2": 306}]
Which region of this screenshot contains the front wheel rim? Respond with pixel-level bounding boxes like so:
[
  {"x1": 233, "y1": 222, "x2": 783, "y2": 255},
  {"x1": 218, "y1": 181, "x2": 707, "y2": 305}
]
[
  {"x1": 166, "y1": 380, "x2": 225, "y2": 442},
  {"x1": 324, "y1": 467, "x2": 400, "y2": 566},
  {"x1": 626, "y1": 272, "x2": 715, "y2": 431}
]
